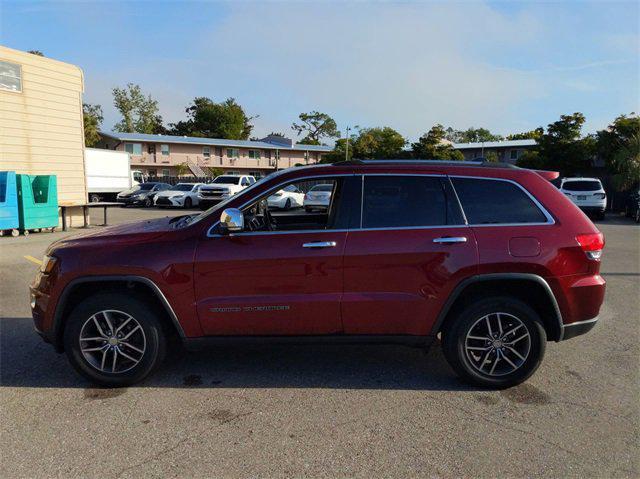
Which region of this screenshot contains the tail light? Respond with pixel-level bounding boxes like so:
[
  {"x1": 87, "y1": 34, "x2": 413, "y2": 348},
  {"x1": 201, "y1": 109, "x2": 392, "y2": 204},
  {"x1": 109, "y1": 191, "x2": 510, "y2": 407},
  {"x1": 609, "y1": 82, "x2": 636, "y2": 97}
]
[
  {"x1": 304, "y1": 193, "x2": 309, "y2": 200},
  {"x1": 576, "y1": 232, "x2": 605, "y2": 260},
  {"x1": 594, "y1": 193, "x2": 606, "y2": 199}
]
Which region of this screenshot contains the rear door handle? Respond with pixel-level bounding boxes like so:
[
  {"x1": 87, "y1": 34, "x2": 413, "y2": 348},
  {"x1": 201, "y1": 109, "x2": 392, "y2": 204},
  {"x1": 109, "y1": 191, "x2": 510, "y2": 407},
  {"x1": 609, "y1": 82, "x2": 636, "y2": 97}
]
[
  {"x1": 302, "y1": 241, "x2": 337, "y2": 249},
  {"x1": 433, "y1": 236, "x2": 467, "y2": 244}
]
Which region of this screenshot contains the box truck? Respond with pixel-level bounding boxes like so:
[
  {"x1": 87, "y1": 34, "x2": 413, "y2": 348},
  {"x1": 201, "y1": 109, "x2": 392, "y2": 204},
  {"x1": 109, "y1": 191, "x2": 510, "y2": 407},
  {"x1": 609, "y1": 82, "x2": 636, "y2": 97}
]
[{"x1": 85, "y1": 148, "x2": 143, "y2": 202}]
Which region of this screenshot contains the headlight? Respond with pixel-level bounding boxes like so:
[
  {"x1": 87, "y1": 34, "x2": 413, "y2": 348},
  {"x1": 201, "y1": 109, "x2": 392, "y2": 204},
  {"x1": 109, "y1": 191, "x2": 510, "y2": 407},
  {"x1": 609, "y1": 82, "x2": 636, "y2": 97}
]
[{"x1": 40, "y1": 255, "x2": 58, "y2": 274}]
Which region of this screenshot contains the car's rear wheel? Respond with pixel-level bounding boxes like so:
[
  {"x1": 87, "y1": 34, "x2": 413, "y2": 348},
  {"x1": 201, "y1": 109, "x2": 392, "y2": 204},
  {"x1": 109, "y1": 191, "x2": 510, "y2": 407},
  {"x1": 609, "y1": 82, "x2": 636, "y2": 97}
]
[
  {"x1": 184, "y1": 197, "x2": 192, "y2": 208},
  {"x1": 144, "y1": 197, "x2": 153, "y2": 207},
  {"x1": 442, "y1": 297, "x2": 546, "y2": 389},
  {"x1": 284, "y1": 198, "x2": 292, "y2": 210},
  {"x1": 64, "y1": 293, "x2": 166, "y2": 387}
]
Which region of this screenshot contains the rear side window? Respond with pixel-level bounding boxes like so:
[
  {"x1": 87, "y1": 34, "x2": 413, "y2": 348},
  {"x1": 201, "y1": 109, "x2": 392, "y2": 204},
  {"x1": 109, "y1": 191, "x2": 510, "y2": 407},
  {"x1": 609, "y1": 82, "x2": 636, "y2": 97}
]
[
  {"x1": 451, "y1": 177, "x2": 548, "y2": 225},
  {"x1": 362, "y1": 176, "x2": 448, "y2": 228}
]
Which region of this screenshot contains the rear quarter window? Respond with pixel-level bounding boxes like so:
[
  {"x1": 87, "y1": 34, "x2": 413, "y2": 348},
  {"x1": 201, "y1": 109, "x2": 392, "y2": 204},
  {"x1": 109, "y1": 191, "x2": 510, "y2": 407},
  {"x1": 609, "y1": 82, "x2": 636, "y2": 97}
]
[{"x1": 451, "y1": 177, "x2": 548, "y2": 225}]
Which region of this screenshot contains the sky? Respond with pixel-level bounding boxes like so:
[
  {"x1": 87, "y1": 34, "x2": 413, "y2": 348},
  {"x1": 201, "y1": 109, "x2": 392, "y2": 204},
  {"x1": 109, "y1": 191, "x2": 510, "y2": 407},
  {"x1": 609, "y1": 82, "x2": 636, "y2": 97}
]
[{"x1": 2, "y1": 0, "x2": 639, "y2": 142}]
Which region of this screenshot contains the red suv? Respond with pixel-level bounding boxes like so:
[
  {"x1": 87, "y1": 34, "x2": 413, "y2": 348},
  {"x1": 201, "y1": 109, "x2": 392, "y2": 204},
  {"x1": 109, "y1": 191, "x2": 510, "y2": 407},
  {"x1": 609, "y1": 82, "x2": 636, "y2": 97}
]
[{"x1": 30, "y1": 161, "x2": 606, "y2": 388}]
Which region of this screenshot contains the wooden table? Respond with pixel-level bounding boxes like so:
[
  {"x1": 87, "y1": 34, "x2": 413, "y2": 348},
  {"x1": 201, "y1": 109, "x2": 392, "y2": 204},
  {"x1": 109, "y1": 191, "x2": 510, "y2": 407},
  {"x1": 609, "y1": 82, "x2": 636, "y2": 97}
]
[{"x1": 59, "y1": 202, "x2": 122, "y2": 231}]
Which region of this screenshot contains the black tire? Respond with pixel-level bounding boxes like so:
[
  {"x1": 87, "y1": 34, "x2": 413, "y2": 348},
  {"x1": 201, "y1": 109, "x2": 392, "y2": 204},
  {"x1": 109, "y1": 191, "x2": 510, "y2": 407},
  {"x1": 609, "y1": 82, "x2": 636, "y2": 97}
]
[
  {"x1": 144, "y1": 197, "x2": 153, "y2": 208},
  {"x1": 305, "y1": 206, "x2": 312, "y2": 213},
  {"x1": 63, "y1": 293, "x2": 166, "y2": 387},
  {"x1": 184, "y1": 197, "x2": 192, "y2": 209},
  {"x1": 635, "y1": 208, "x2": 640, "y2": 223},
  {"x1": 89, "y1": 194, "x2": 101, "y2": 203},
  {"x1": 596, "y1": 211, "x2": 605, "y2": 221},
  {"x1": 284, "y1": 198, "x2": 292, "y2": 210},
  {"x1": 442, "y1": 296, "x2": 546, "y2": 389}
]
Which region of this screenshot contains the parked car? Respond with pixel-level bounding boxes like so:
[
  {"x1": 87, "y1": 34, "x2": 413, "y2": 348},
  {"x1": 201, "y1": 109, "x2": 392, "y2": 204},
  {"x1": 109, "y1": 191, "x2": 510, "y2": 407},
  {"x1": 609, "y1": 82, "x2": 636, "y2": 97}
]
[
  {"x1": 198, "y1": 175, "x2": 256, "y2": 209},
  {"x1": 154, "y1": 183, "x2": 203, "y2": 208},
  {"x1": 303, "y1": 183, "x2": 333, "y2": 212},
  {"x1": 30, "y1": 161, "x2": 606, "y2": 389},
  {"x1": 267, "y1": 184, "x2": 305, "y2": 210},
  {"x1": 116, "y1": 182, "x2": 172, "y2": 207},
  {"x1": 559, "y1": 177, "x2": 606, "y2": 220}
]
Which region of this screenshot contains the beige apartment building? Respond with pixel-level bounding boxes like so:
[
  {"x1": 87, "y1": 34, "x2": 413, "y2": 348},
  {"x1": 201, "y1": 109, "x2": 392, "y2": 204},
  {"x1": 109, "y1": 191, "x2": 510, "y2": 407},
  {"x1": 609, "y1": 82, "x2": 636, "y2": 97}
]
[
  {"x1": 97, "y1": 132, "x2": 333, "y2": 178},
  {"x1": 452, "y1": 139, "x2": 537, "y2": 164},
  {"x1": 0, "y1": 45, "x2": 87, "y2": 226}
]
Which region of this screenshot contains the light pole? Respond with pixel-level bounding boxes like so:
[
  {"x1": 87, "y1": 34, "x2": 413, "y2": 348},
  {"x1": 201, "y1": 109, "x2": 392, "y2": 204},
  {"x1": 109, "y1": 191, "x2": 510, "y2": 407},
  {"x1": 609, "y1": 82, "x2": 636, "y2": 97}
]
[{"x1": 345, "y1": 126, "x2": 350, "y2": 161}]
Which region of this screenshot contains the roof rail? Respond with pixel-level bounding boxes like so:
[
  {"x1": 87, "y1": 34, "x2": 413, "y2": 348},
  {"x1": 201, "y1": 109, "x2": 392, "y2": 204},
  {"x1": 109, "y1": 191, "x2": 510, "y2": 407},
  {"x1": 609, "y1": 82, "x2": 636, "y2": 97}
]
[{"x1": 331, "y1": 159, "x2": 520, "y2": 169}]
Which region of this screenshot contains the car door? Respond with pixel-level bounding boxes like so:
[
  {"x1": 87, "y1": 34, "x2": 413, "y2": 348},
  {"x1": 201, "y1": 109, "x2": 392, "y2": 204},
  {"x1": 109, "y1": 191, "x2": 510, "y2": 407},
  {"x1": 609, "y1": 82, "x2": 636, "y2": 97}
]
[
  {"x1": 341, "y1": 174, "x2": 478, "y2": 336},
  {"x1": 193, "y1": 175, "x2": 359, "y2": 336}
]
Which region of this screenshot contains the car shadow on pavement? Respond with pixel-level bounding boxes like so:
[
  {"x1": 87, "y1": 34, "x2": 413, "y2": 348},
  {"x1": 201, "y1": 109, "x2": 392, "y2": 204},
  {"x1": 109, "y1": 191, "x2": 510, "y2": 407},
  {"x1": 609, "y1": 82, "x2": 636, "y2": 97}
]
[{"x1": 0, "y1": 316, "x2": 476, "y2": 391}]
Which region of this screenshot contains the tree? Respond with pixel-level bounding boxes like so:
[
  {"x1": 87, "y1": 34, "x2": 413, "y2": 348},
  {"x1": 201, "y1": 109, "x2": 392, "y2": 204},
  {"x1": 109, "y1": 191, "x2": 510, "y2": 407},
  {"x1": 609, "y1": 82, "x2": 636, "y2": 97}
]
[
  {"x1": 445, "y1": 126, "x2": 503, "y2": 143},
  {"x1": 321, "y1": 136, "x2": 356, "y2": 163},
  {"x1": 292, "y1": 111, "x2": 340, "y2": 145},
  {"x1": 175, "y1": 163, "x2": 191, "y2": 177},
  {"x1": 506, "y1": 128, "x2": 544, "y2": 141},
  {"x1": 28, "y1": 50, "x2": 44, "y2": 56},
  {"x1": 519, "y1": 113, "x2": 594, "y2": 175},
  {"x1": 412, "y1": 124, "x2": 464, "y2": 160},
  {"x1": 485, "y1": 151, "x2": 499, "y2": 163},
  {"x1": 83, "y1": 103, "x2": 103, "y2": 147},
  {"x1": 112, "y1": 83, "x2": 165, "y2": 134},
  {"x1": 353, "y1": 127, "x2": 406, "y2": 159},
  {"x1": 596, "y1": 114, "x2": 640, "y2": 187},
  {"x1": 169, "y1": 97, "x2": 254, "y2": 140}
]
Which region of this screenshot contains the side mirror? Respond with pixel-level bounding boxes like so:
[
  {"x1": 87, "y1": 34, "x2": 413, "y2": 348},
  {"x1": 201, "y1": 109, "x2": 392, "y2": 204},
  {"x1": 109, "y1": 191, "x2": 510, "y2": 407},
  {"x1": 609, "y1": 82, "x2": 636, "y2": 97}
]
[{"x1": 219, "y1": 208, "x2": 244, "y2": 234}]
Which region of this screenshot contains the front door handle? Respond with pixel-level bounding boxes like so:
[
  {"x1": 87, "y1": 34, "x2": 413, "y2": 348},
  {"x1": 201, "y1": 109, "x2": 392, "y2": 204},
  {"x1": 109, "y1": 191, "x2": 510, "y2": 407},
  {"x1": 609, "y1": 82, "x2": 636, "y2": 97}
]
[
  {"x1": 303, "y1": 241, "x2": 337, "y2": 249},
  {"x1": 433, "y1": 236, "x2": 467, "y2": 244}
]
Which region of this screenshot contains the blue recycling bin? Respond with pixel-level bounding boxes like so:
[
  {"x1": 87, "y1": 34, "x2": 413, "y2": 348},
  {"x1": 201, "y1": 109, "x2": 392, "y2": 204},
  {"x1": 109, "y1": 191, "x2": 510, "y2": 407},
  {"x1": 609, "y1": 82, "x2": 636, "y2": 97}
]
[{"x1": 0, "y1": 171, "x2": 19, "y2": 236}]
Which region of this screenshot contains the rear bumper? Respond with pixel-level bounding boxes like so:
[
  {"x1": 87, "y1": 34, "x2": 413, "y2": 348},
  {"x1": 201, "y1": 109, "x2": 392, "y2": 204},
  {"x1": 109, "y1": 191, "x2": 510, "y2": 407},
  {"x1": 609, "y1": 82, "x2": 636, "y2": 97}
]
[
  {"x1": 579, "y1": 205, "x2": 606, "y2": 214},
  {"x1": 561, "y1": 316, "x2": 599, "y2": 340}
]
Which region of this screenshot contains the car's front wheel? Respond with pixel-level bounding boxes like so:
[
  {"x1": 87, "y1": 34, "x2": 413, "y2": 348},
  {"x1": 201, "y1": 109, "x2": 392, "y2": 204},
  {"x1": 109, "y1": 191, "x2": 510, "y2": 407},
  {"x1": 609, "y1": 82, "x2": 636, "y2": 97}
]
[
  {"x1": 184, "y1": 197, "x2": 192, "y2": 208},
  {"x1": 63, "y1": 293, "x2": 166, "y2": 387},
  {"x1": 442, "y1": 297, "x2": 546, "y2": 389}
]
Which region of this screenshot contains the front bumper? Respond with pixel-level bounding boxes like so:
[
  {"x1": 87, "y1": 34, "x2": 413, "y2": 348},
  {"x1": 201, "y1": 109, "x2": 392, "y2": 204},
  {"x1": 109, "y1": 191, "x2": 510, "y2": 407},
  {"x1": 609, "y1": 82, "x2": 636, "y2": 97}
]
[
  {"x1": 156, "y1": 196, "x2": 184, "y2": 207},
  {"x1": 117, "y1": 197, "x2": 146, "y2": 205}
]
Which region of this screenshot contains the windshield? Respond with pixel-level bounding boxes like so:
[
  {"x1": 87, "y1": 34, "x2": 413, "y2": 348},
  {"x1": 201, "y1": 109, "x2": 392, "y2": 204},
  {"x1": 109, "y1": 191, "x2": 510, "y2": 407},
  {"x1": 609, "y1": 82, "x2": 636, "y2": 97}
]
[
  {"x1": 138, "y1": 183, "x2": 155, "y2": 191},
  {"x1": 213, "y1": 177, "x2": 240, "y2": 185},
  {"x1": 563, "y1": 181, "x2": 601, "y2": 191},
  {"x1": 171, "y1": 184, "x2": 195, "y2": 191}
]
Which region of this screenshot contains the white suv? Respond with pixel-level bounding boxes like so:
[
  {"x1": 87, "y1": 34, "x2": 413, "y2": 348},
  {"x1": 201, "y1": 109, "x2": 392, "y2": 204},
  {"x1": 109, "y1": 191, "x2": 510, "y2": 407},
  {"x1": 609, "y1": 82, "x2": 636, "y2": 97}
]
[
  {"x1": 198, "y1": 175, "x2": 256, "y2": 209},
  {"x1": 560, "y1": 177, "x2": 606, "y2": 220}
]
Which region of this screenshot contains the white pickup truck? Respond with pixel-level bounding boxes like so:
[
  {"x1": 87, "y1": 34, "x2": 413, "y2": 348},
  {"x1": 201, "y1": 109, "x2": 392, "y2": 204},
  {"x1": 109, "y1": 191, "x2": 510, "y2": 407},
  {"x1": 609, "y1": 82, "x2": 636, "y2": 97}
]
[{"x1": 198, "y1": 175, "x2": 256, "y2": 209}]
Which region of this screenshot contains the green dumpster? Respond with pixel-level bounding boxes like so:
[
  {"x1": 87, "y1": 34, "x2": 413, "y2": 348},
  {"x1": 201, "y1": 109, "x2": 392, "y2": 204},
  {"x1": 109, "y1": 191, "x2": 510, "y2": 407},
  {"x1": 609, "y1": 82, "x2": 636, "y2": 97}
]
[{"x1": 17, "y1": 174, "x2": 59, "y2": 232}]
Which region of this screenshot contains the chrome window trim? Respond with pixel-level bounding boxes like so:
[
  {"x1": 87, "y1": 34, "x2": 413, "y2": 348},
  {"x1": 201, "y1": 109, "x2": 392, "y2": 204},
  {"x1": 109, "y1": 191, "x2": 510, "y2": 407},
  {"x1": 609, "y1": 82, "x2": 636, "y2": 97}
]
[
  {"x1": 449, "y1": 175, "x2": 556, "y2": 227},
  {"x1": 206, "y1": 173, "x2": 356, "y2": 238}
]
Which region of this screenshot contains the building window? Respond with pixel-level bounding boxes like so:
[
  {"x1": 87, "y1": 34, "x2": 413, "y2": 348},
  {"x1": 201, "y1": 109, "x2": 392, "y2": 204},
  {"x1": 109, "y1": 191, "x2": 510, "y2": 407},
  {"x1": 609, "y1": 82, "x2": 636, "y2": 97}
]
[
  {"x1": 125, "y1": 143, "x2": 142, "y2": 155},
  {"x1": 161, "y1": 144, "x2": 170, "y2": 156},
  {"x1": 249, "y1": 171, "x2": 262, "y2": 179},
  {"x1": 510, "y1": 149, "x2": 519, "y2": 160},
  {"x1": 148, "y1": 168, "x2": 157, "y2": 176},
  {"x1": 162, "y1": 168, "x2": 170, "y2": 177},
  {"x1": 0, "y1": 61, "x2": 22, "y2": 92},
  {"x1": 227, "y1": 148, "x2": 239, "y2": 158},
  {"x1": 203, "y1": 146, "x2": 210, "y2": 158},
  {"x1": 248, "y1": 149, "x2": 261, "y2": 160}
]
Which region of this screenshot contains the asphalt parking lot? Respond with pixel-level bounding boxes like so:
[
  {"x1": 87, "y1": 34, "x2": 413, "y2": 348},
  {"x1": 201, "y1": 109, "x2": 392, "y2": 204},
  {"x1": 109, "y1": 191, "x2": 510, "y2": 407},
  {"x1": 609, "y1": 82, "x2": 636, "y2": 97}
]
[{"x1": 1, "y1": 207, "x2": 638, "y2": 478}]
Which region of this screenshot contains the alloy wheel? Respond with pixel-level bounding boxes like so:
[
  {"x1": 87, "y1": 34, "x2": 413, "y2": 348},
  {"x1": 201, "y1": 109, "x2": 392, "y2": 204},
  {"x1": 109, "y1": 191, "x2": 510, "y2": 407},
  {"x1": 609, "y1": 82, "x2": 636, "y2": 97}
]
[
  {"x1": 79, "y1": 310, "x2": 147, "y2": 374},
  {"x1": 464, "y1": 312, "x2": 531, "y2": 377}
]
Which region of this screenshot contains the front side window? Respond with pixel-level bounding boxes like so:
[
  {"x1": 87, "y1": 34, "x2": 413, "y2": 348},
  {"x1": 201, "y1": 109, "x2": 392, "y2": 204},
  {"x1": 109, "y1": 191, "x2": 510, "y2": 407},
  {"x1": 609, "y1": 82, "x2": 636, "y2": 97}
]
[
  {"x1": 452, "y1": 177, "x2": 548, "y2": 224},
  {"x1": 362, "y1": 176, "x2": 448, "y2": 229},
  {"x1": 241, "y1": 178, "x2": 250, "y2": 186},
  {"x1": 236, "y1": 177, "x2": 351, "y2": 233},
  {"x1": 125, "y1": 143, "x2": 142, "y2": 155},
  {"x1": 0, "y1": 61, "x2": 21, "y2": 92},
  {"x1": 161, "y1": 144, "x2": 170, "y2": 156},
  {"x1": 227, "y1": 148, "x2": 239, "y2": 158}
]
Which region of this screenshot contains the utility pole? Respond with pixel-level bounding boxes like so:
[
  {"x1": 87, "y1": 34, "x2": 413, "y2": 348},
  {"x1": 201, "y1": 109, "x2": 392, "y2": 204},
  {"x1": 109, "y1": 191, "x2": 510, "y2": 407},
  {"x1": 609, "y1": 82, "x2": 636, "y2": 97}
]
[{"x1": 345, "y1": 126, "x2": 350, "y2": 161}]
